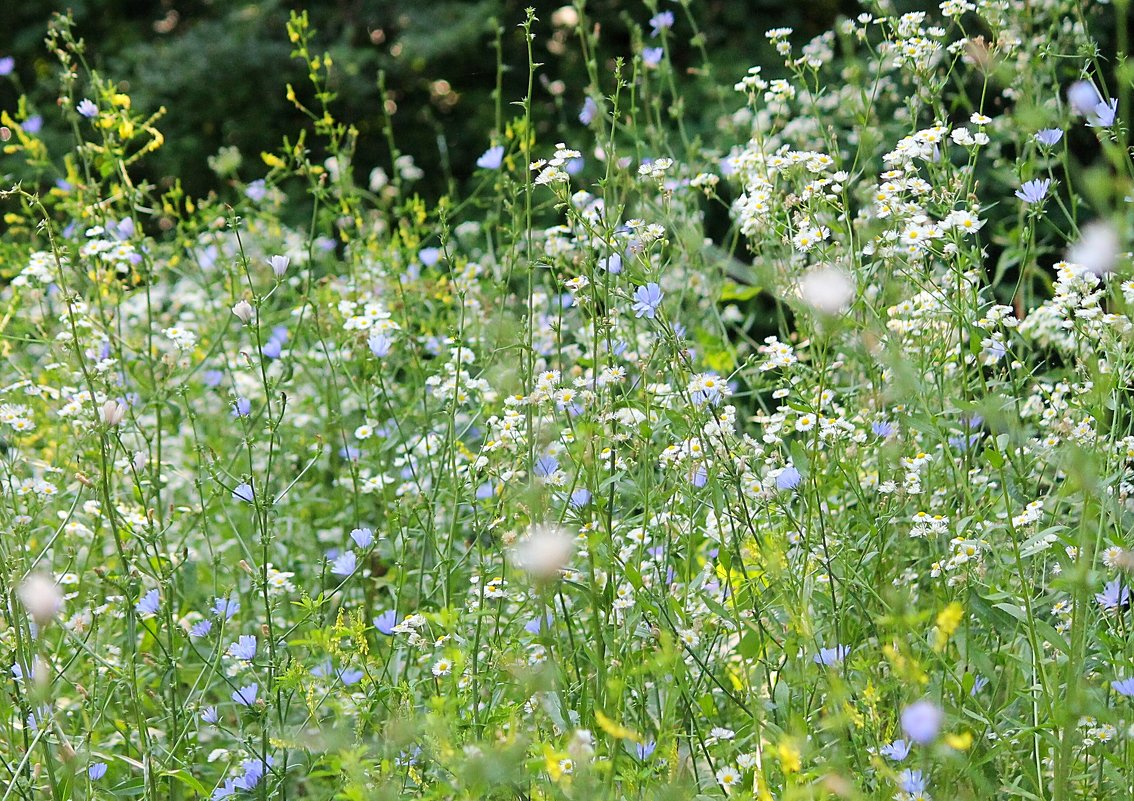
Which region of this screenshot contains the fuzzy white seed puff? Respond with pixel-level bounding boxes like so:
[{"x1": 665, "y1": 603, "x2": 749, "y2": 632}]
[
  {"x1": 18, "y1": 573, "x2": 63, "y2": 625},
  {"x1": 510, "y1": 523, "x2": 576, "y2": 580},
  {"x1": 798, "y1": 266, "x2": 855, "y2": 315}
]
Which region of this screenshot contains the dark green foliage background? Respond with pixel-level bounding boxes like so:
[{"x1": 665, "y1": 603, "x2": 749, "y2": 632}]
[{"x1": 0, "y1": 1, "x2": 846, "y2": 201}]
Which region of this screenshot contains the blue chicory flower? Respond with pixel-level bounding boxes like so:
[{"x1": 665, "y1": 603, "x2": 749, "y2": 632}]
[
  {"x1": 338, "y1": 667, "x2": 364, "y2": 685},
  {"x1": 135, "y1": 589, "x2": 160, "y2": 616},
  {"x1": 649, "y1": 11, "x2": 675, "y2": 36},
  {"x1": 872, "y1": 420, "x2": 896, "y2": 437},
  {"x1": 901, "y1": 700, "x2": 943, "y2": 745},
  {"x1": 1068, "y1": 80, "x2": 1101, "y2": 115},
  {"x1": 477, "y1": 145, "x2": 504, "y2": 169},
  {"x1": 1112, "y1": 677, "x2": 1134, "y2": 697},
  {"x1": 813, "y1": 644, "x2": 849, "y2": 666},
  {"x1": 232, "y1": 683, "x2": 259, "y2": 706},
  {"x1": 213, "y1": 596, "x2": 240, "y2": 620},
  {"x1": 369, "y1": 331, "x2": 393, "y2": 357},
  {"x1": 1015, "y1": 178, "x2": 1051, "y2": 204},
  {"x1": 899, "y1": 769, "x2": 928, "y2": 794},
  {"x1": 579, "y1": 97, "x2": 599, "y2": 125},
  {"x1": 212, "y1": 778, "x2": 238, "y2": 799},
  {"x1": 234, "y1": 756, "x2": 273, "y2": 791},
  {"x1": 244, "y1": 179, "x2": 268, "y2": 202},
  {"x1": 339, "y1": 445, "x2": 360, "y2": 461},
  {"x1": 632, "y1": 282, "x2": 664, "y2": 319},
  {"x1": 1088, "y1": 97, "x2": 1118, "y2": 128},
  {"x1": 776, "y1": 465, "x2": 802, "y2": 491},
  {"x1": 880, "y1": 739, "x2": 911, "y2": 761},
  {"x1": 228, "y1": 634, "x2": 257, "y2": 661},
  {"x1": 350, "y1": 527, "x2": 374, "y2": 548},
  {"x1": 331, "y1": 550, "x2": 357, "y2": 577},
  {"x1": 524, "y1": 613, "x2": 553, "y2": 634},
  {"x1": 598, "y1": 253, "x2": 622, "y2": 274},
  {"x1": 534, "y1": 455, "x2": 559, "y2": 477},
  {"x1": 1096, "y1": 578, "x2": 1130, "y2": 611},
  {"x1": 374, "y1": 610, "x2": 398, "y2": 635}
]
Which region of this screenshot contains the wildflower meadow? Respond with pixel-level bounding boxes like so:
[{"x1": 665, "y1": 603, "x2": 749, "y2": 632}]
[{"x1": 3, "y1": 1, "x2": 1134, "y2": 799}]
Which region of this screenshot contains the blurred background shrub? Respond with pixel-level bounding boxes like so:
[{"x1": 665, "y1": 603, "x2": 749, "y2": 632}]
[{"x1": 0, "y1": 0, "x2": 848, "y2": 201}]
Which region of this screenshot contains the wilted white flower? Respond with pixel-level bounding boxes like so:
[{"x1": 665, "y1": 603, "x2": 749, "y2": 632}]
[
  {"x1": 232, "y1": 299, "x2": 254, "y2": 323},
  {"x1": 369, "y1": 167, "x2": 389, "y2": 192},
  {"x1": 567, "y1": 729, "x2": 596, "y2": 761},
  {"x1": 101, "y1": 400, "x2": 127, "y2": 426},
  {"x1": 267, "y1": 255, "x2": 290, "y2": 278}
]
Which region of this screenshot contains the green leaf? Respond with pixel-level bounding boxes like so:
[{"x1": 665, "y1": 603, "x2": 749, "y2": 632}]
[
  {"x1": 160, "y1": 770, "x2": 210, "y2": 796},
  {"x1": 789, "y1": 440, "x2": 810, "y2": 476},
  {"x1": 623, "y1": 560, "x2": 644, "y2": 591},
  {"x1": 704, "y1": 349, "x2": 735, "y2": 373},
  {"x1": 737, "y1": 629, "x2": 763, "y2": 659},
  {"x1": 993, "y1": 602, "x2": 1027, "y2": 622},
  {"x1": 719, "y1": 281, "x2": 761, "y2": 302},
  {"x1": 1033, "y1": 619, "x2": 1071, "y2": 654}
]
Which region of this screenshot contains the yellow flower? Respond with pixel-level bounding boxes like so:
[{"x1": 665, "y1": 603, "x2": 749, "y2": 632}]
[
  {"x1": 933, "y1": 602, "x2": 964, "y2": 652},
  {"x1": 594, "y1": 710, "x2": 640, "y2": 742},
  {"x1": 777, "y1": 739, "x2": 801, "y2": 774},
  {"x1": 945, "y1": 731, "x2": 973, "y2": 751},
  {"x1": 543, "y1": 744, "x2": 571, "y2": 782}
]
